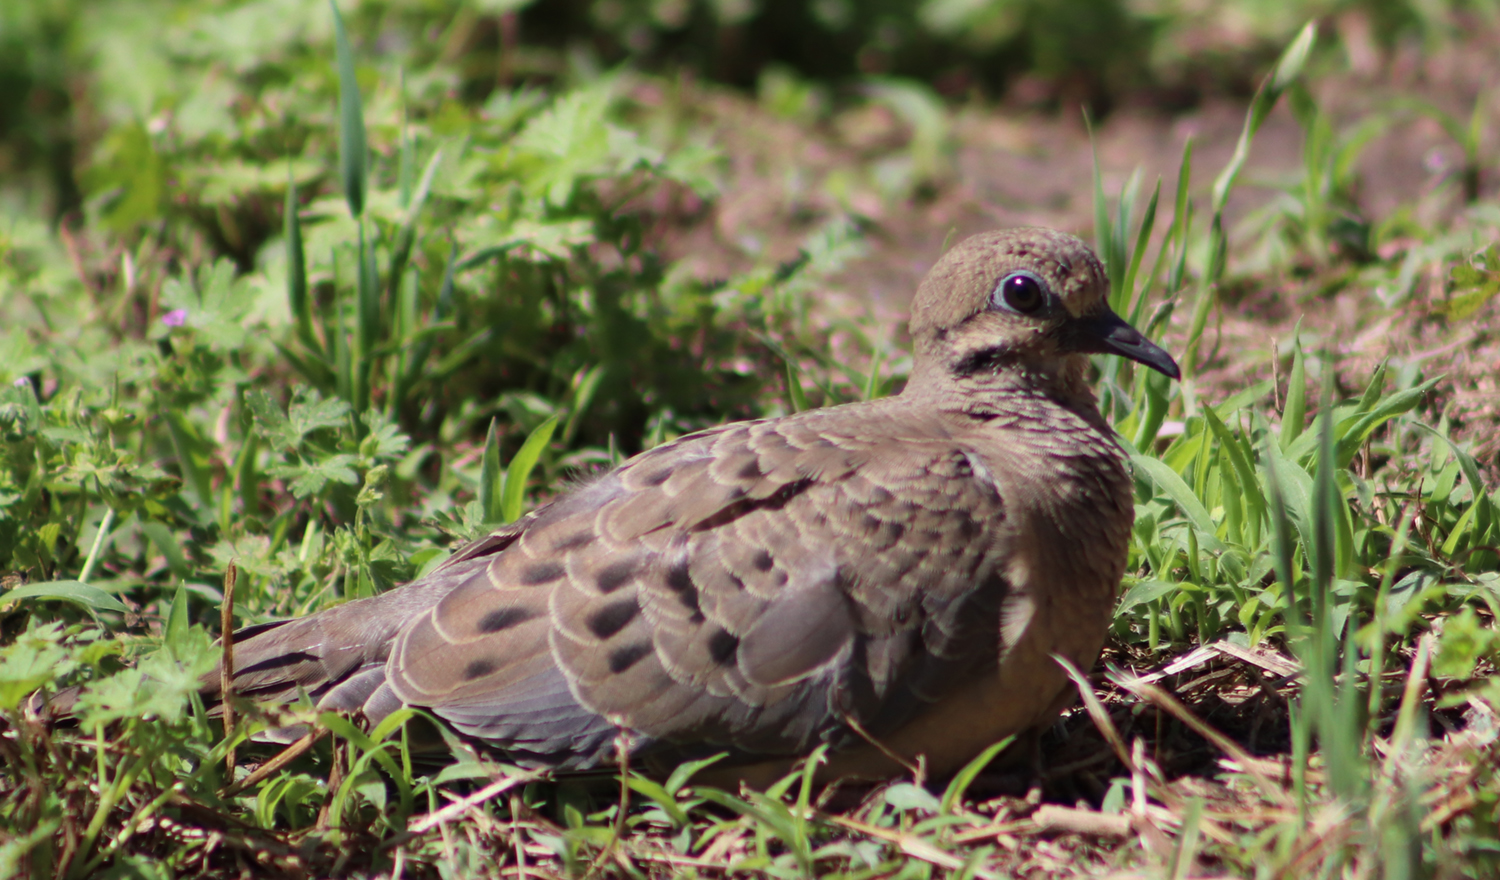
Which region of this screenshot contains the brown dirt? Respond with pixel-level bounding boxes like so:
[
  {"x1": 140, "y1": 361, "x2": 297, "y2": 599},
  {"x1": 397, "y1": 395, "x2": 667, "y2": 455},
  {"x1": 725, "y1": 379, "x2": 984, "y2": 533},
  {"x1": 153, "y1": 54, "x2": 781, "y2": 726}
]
[{"x1": 647, "y1": 20, "x2": 1500, "y2": 465}]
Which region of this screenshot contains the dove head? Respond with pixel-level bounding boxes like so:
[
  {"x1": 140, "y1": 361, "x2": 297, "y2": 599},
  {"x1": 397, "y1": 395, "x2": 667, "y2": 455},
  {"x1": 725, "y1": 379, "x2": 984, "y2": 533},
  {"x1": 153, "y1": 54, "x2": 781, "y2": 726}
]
[{"x1": 906, "y1": 227, "x2": 1179, "y2": 403}]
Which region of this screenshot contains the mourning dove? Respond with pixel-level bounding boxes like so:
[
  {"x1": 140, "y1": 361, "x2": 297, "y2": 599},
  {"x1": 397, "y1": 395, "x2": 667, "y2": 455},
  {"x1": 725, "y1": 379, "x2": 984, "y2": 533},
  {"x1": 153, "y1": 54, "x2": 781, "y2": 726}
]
[{"x1": 205, "y1": 227, "x2": 1179, "y2": 782}]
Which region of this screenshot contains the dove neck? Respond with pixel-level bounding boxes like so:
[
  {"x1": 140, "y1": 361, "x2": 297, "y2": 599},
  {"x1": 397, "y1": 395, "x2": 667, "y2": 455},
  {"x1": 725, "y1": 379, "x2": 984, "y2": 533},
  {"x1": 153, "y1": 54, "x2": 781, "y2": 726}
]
[{"x1": 905, "y1": 351, "x2": 1104, "y2": 424}]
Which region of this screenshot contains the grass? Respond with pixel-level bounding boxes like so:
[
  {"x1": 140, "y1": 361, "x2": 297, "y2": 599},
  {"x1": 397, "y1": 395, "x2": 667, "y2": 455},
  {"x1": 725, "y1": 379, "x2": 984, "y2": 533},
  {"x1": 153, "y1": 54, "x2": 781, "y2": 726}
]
[{"x1": 3, "y1": 5, "x2": 1500, "y2": 879}]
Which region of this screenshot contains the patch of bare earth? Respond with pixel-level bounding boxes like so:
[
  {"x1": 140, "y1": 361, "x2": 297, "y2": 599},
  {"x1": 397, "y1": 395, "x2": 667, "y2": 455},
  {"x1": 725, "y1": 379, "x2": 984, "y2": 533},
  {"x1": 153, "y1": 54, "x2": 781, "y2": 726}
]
[{"x1": 643, "y1": 20, "x2": 1500, "y2": 466}]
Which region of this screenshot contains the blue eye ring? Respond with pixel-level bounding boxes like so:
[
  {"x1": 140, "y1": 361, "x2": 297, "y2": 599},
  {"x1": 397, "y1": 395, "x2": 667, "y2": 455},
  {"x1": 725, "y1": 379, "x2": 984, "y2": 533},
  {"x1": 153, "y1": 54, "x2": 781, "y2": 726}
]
[{"x1": 991, "y1": 271, "x2": 1047, "y2": 314}]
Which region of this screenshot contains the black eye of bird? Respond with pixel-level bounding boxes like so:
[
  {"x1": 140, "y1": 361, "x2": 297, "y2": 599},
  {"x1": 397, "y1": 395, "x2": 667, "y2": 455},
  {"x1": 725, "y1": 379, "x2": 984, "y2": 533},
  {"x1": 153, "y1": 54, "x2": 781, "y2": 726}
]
[{"x1": 994, "y1": 272, "x2": 1046, "y2": 314}]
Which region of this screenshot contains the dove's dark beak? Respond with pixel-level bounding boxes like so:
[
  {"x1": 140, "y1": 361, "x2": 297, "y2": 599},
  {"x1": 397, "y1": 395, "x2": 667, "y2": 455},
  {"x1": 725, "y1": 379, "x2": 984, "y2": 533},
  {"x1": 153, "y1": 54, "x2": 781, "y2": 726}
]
[{"x1": 1065, "y1": 309, "x2": 1181, "y2": 380}]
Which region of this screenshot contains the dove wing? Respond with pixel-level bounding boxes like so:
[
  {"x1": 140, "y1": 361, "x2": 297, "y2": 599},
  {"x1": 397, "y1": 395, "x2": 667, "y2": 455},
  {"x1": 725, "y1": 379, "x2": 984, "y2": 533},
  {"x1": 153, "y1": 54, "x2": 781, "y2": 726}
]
[{"x1": 380, "y1": 400, "x2": 1011, "y2": 767}]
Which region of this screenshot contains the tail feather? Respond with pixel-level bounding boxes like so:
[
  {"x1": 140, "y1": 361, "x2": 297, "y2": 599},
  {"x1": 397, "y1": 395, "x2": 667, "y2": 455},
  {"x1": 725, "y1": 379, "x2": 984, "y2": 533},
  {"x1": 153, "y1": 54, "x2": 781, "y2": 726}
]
[{"x1": 208, "y1": 572, "x2": 463, "y2": 712}]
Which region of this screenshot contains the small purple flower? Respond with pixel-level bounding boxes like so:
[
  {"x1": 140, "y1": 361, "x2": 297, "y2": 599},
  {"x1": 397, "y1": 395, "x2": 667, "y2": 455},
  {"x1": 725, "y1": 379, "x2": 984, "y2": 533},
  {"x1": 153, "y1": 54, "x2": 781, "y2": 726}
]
[{"x1": 161, "y1": 309, "x2": 188, "y2": 327}]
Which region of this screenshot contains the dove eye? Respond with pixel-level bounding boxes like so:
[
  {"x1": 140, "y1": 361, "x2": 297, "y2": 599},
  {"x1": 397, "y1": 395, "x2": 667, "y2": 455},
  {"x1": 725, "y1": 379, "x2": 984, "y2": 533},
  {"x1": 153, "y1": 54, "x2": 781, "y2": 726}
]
[{"x1": 992, "y1": 272, "x2": 1047, "y2": 315}]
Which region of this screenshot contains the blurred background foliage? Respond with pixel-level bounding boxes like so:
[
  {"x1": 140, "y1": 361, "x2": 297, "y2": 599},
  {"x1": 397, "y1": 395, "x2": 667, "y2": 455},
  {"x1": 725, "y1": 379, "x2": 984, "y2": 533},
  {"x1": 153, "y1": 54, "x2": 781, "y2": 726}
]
[{"x1": 2, "y1": 0, "x2": 1492, "y2": 221}]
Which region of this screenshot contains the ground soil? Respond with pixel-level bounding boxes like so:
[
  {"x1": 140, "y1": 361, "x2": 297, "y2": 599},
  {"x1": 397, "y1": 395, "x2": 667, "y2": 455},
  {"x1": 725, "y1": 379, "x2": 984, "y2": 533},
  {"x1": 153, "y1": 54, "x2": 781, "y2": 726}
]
[{"x1": 648, "y1": 20, "x2": 1500, "y2": 466}]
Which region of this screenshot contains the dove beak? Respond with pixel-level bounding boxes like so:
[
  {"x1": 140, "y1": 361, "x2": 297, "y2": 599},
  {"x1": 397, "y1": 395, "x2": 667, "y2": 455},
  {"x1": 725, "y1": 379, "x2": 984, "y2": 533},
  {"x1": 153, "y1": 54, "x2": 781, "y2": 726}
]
[{"x1": 1066, "y1": 309, "x2": 1181, "y2": 380}]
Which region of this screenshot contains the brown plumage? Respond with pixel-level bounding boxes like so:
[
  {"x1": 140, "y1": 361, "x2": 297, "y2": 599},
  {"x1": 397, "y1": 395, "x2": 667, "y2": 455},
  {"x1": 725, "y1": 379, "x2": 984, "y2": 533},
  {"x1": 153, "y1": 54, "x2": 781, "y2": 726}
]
[{"x1": 206, "y1": 227, "x2": 1179, "y2": 782}]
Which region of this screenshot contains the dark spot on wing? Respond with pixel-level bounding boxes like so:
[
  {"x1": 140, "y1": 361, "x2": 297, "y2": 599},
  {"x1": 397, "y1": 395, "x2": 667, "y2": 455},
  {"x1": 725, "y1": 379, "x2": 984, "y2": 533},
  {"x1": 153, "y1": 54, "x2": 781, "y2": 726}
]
[
  {"x1": 665, "y1": 559, "x2": 703, "y2": 617},
  {"x1": 521, "y1": 562, "x2": 565, "y2": 585},
  {"x1": 553, "y1": 531, "x2": 595, "y2": 552},
  {"x1": 463, "y1": 659, "x2": 499, "y2": 680},
  {"x1": 596, "y1": 560, "x2": 637, "y2": 594},
  {"x1": 752, "y1": 550, "x2": 774, "y2": 572},
  {"x1": 588, "y1": 598, "x2": 640, "y2": 640},
  {"x1": 666, "y1": 560, "x2": 694, "y2": 594},
  {"x1": 608, "y1": 642, "x2": 653, "y2": 674},
  {"x1": 477, "y1": 607, "x2": 538, "y2": 633},
  {"x1": 708, "y1": 629, "x2": 739, "y2": 665}
]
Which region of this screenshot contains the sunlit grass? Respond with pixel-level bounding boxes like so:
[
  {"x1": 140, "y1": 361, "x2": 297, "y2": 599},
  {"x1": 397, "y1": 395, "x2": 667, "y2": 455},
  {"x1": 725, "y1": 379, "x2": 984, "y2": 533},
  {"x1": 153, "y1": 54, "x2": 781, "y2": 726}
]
[{"x1": 1, "y1": 8, "x2": 1498, "y2": 880}]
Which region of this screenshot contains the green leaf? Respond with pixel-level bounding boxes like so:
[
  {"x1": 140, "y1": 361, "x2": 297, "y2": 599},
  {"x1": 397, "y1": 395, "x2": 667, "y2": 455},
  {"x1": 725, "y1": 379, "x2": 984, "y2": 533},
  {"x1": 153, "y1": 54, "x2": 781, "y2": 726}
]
[
  {"x1": 164, "y1": 583, "x2": 191, "y2": 655},
  {"x1": 625, "y1": 776, "x2": 690, "y2": 827},
  {"x1": 479, "y1": 418, "x2": 504, "y2": 525},
  {"x1": 0, "y1": 621, "x2": 77, "y2": 710},
  {"x1": 666, "y1": 752, "x2": 727, "y2": 795},
  {"x1": 286, "y1": 172, "x2": 312, "y2": 347},
  {"x1": 330, "y1": 0, "x2": 367, "y2": 219},
  {"x1": 501, "y1": 415, "x2": 558, "y2": 523},
  {"x1": 1281, "y1": 332, "x2": 1307, "y2": 449},
  {"x1": 940, "y1": 736, "x2": 1014, "y2": 814},
  {"x1": 785, "y1": 360, "x2": 809, "y2": 413},
  {"x1": 247, "y1": 390, "x2": 298, "y2": 451},
  {"x1": 268, "y1": 454, "x2": 360, "y2": 499},
  {"x1": 1130, "y1": 452, "x2": 1226, "y2": 553},
  {"x1": 1438, "y1": 244, "x2": 1500, "y2": 318},
  {"x1": 1119, "y1": 578, "x2": 1179, "y2": 612},
  {"x1": 2, "y1": 581, "x2": 129, "y2": 615},
  {"x1": 1432, "y1": 607, "x2": 1499, "y2": 679},
  {"x1": 140, "y1": 521, "x2": 191, "y2": 580},
  {"x1": 1330, "y1": 377, "x2": 1441, "y2": 468},
  {"x1": 1202, "y1": 407, "x2": 1265, "y2": 543}
]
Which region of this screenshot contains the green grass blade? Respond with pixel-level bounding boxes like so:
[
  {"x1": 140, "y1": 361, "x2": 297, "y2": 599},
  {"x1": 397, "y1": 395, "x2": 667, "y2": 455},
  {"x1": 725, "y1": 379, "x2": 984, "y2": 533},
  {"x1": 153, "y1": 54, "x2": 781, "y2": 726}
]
[
  {"x1": 1129, "y1": 452, "x2": 1227, "y2": 553},
  {"x1": 2, "y1": 581, "x2": 130, "y2": 615},
  {"x1": 1131, "y1": 369, "x2": 1172, "y2": 450},
  {"x1": 1202, "y1": 407, "x2": 1265, "y2": 540},
  {"x1": 1332, "y1": 376, "x2": 1441, "y2": 468},
  {"x1": 164, "y1": 407, "x2": 214, "y2": 509},
  {"x1": 665, "y1": 753, "x2": 727, "y2": 796},
  {"x1": 355, "y1": 224, "x2": 377, "y2": 417},
  {"x1": 396, "y1": 242, "x2": 457, "y2": 404},
  {"x1": 1121, "y1": 177, "x2": 1161, "y2": 321},
  {"x1": 1280, "y1": 332, "x2": 1307, "y2": 450},
  {"x1": 1262, "y1": 440, "x2": 1302, "y2": 634},
  {"x1": 387, "y1": 147, "x2": 444, "y2": 302},
  {"x1": 501, "y1": 415, "x2": 558, "y2": 524},
  {"x1": 1414, "y1": 424, "x2": 1495, "y2": 554},
  {"x1": 1310, "y1": 378, "x2": 1337, "y2": 625},
  {"x1": 1212, "y1": 21, "x2": 1316, "y2": 217},
  {"x1": 164, "y1": 583, "x2": 190, "y2": 655},
  {"x1": 562, "y1": 365, "x2": 606, "y2": 446},
  {"x1": 940, "y1": 736, "x2": 1014, "y2": 814},
  {"x1": 1086, "y1": 109, "x2": 1113, "y2": 284},
  {"x1": 284, "y1": 172, "x2": 313, "y2": 348},
  {"x1": 479, "y1": 417, "x2": 503, "y2": 525},
  {"x1": 785, "y1": 360, "x2": 809, "y2": 412},
  {"x1": 330, "y1": 0, "x2": 367, "y2": 219},
  {"x1": 862, "y1": 344, "x2": 886, "y2": 401}
]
